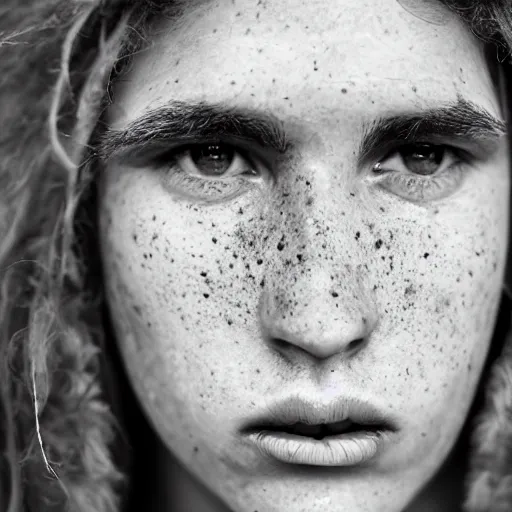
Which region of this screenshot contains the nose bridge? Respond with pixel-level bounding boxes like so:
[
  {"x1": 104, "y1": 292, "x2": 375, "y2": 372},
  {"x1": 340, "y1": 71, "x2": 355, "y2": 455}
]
[{"x1": 259, "y1": 180, "x2": 378, "y2": 360}]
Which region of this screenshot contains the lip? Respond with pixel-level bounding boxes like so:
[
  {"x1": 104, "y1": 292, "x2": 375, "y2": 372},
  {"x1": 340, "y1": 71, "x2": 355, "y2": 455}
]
[{"x1": 240, "y1": 394, "x2": 399, "y2": 467}]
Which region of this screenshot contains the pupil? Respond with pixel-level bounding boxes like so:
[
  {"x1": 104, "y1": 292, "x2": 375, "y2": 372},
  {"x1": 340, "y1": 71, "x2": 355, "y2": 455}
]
[
  {"x1": 401, "y1": 144, "x2": 444, "y2": 176},
  {"x1": 190, "y1": 144, "x2": 234, "y2": 176}
]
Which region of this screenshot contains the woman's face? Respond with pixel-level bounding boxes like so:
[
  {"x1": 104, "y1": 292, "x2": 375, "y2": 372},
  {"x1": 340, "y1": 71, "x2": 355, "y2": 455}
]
[{"x1": 99, "y1": 0, "x2": 509, "y2": 510}]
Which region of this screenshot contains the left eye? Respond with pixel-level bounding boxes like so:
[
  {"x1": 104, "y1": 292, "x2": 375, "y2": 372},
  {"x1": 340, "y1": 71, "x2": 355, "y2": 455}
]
[
  {"x1": 378, "y1": 143, "x2": 453, "y2": 176},
  {"x1": 371, "y1": 142, "x2": 468, "y2": 202},
  {"x1": 177, "y1": 143, "x2": 257, "y2": 178}
]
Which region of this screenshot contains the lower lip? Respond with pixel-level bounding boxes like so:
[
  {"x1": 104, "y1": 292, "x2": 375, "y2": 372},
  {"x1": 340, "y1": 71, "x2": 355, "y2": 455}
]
[{"x1": 247, "y1": 429, "x2": 386, "y2": 466}]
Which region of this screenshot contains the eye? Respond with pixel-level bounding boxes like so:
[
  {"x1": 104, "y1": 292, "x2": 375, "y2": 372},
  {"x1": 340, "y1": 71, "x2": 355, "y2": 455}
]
[
  {"x1": 154, "y1": 141, "x2": 267, "y2": 203},
  {"x1": 177, "y1": 143, "x2": 258, "y2": 178},
  {"x1": 372, "y1": 143, "x2": 468, "y2": 202},
  {"x1": 377, "y1": 143, "x2": 453, "y2": 176}
]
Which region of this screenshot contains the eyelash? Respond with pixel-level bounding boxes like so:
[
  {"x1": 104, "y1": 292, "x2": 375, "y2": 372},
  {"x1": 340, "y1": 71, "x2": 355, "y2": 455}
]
[
  {"x1": 371, "y1": 144, "x2": 469, "y2": 202},
  {"x1": 153, "y1": 142, "x2": 266, "y2": 202},
  {"x1": 151, "y1": 140, "x2": 471, "y2": 203}
]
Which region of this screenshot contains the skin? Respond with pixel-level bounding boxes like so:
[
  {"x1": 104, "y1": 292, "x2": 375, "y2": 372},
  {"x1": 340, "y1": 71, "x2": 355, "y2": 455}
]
[{"x1": 98, "y1": 0, "x2": 510, "y2": 511}]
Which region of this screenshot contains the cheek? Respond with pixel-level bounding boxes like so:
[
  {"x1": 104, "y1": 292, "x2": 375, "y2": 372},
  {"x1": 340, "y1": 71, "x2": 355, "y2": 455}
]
[
  {"x1": 371, "y1": 192, "x2": 507, "y2": 425},
  {"x1": 98, "y1": 168, "x2": 267, "y2": 387}
]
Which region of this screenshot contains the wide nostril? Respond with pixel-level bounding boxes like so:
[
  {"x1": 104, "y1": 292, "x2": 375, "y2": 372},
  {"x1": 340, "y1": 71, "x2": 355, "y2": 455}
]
[
  {"x1": 270, "y1": 337, "x2": 289, "y2": 352},
  {"x1": 347, "y1": 337, "x2": 366, "y2": 352},
  {"x1": 268, "y1": 333, "x2": 369, "y2": 361}
]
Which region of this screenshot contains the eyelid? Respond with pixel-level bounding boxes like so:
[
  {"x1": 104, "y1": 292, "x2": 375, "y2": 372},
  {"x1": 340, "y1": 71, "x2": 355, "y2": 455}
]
[
  {"x1": 376, "y1": 144, "x2": 459, "y2": 174},
  {"x1": 112, "y1": 135, "x2": 277, "y2": 171},
  {"x1": 361, "y1": 135, "x2": 499, "y2": 171},
  {"x1": 376, "y1": 140, "x2": 476, "y2": 170},
  {"x1": 178, "y1": 147, "x2": 254, "y2": 179}
]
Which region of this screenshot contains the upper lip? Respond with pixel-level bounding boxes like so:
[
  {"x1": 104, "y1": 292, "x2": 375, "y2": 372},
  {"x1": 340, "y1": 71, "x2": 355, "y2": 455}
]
[{"x1": 240, "y1": 394, "x2": 399, "y2": 432}]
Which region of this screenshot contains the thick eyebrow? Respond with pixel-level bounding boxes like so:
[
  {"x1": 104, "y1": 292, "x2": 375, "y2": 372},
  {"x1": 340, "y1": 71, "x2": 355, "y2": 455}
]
[
  {"x1": 358, "y1": 96, "x2": 507, "y2": 166},
  {"x1": 98, "y1": 101, "x2": 290, "y2": 162},
  {"x1": 98, "y1": 96, "x2": 506, "y2": 166}
]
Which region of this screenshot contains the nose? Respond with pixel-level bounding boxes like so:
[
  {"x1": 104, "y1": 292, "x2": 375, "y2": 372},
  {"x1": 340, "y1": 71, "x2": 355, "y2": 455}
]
[{"x1": 259, "y1": 268, "x2": 378, "y2": 361}]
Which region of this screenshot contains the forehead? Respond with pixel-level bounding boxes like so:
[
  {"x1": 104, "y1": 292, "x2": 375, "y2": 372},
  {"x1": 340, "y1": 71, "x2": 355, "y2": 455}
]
[{"x1": 111, "y1": 0, "x2": 498, "y2": 127}]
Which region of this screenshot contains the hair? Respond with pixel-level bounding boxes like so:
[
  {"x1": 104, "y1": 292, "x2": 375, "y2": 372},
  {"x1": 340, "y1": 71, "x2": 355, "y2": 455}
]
[{"x1": 0, "y1": 1, "x2": 511, "y2": 511}]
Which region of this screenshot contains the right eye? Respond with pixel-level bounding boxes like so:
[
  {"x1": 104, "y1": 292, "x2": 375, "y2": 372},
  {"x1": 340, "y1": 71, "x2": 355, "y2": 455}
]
[
  {"x1": 173, "y1": 143, "x2": 259, "y2": 178},
  {"x1": 153, "y1": 141, "x2": 268, "y2": 203}
]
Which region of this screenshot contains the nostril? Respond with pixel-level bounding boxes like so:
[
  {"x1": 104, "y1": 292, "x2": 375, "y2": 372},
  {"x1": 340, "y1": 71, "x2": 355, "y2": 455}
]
[
  {"x1": 346, "y1": 337, "x2": 366, "y2": 353},
  {"x1": 271, "y1": 337, "x2": 289, "y2": 352}
]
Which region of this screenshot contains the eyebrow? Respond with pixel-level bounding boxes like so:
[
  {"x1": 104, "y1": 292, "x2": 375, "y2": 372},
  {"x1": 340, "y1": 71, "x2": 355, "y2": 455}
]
[
  {"x1": 358, "y1": 96, "x2": 506, "y2": 165},
  {"x1": 98, "y1": 101, "x2": 290, "y2": 161},
  {"x1": 98, "y1": 96, "x2": 506, "y2": 165}
]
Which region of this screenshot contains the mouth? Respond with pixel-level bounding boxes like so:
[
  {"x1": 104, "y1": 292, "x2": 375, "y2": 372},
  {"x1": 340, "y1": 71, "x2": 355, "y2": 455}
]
[
  {"x1": 257, "y1": 418, "x2": 385, "y2": 440},
  {"x1": 240, "y1": 395, "x2": 398, "y2": 466}
]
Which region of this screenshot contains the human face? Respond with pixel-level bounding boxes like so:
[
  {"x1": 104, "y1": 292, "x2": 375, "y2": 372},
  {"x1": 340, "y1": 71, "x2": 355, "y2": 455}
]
[{"x1": 98, "y1": 0, "x2": 509, "y2": 511}]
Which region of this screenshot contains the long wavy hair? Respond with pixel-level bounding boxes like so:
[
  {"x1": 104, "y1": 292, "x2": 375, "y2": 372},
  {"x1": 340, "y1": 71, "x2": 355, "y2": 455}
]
[{"x1": 1, "y1": 1, "x2": 512, "y2": 511}]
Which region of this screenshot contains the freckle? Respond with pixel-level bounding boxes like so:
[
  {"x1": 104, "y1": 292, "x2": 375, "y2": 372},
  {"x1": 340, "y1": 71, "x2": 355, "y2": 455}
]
[
  {"x1": 203, "y1": 293, "x2": 210, "y2": 298},
  {"x1": 152, "y1": 215, "x2": 157, "y2": 221},
  {"x1": 174, "y1": 79, "x2": 179, "y2": 83},
  {"x1": 257, "y1": 258, "x2": 263, "y2": 265},
  {"x1": 256, "y1": 368, "x2": 260, "y2": 373},
  {"x1": 297, "y1": 254, "x2": 303, "y2": 262},
  {"x1": 341, "y1": 88, "x2": 348, "y2": 93},
  {"x1": 331, "y1": 291, "x2": 339, "y2": 298},
  {"x1": 355, "y1": 231, "x2": 360, "y2": 241},
  {"x1": 200, "y1": 271, "x2": 207, "y2": 277},
  {"x1": 423, "y1": 252, "x2": 430, "y2": 259},
  {"x1": 212, "y1": 237, "x2": 218, "y2": 244},
  {"x1": 375, "y1": 239, "x2": 383, "y2": 249},
  {"x1": 227, "y1": 319, "x2": 233, "y2": 325},
  {"x1": 277, "y1": 242, "x2": 285, "y2": 251},
  {"x1": 404, "y1": 284, "x2": 415, "y2": 296},
  {"x1": 230, "y1": 80, "x2": 236, "y2": 85}
]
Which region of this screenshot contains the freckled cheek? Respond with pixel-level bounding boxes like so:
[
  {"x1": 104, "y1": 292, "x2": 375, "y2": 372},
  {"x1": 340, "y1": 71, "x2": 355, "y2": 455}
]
[
  {"x1": 374, "y1": 222, "x2": 504, "y2": 385},
  {"x1": 105, "y1": 215, "x2": 263, "y2": 341}
]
